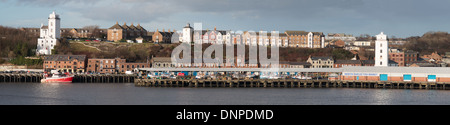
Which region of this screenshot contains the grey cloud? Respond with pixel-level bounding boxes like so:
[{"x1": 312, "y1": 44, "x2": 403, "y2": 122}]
[{"x1": 10, "y1": 0, "x2": 98, "y2": 6}]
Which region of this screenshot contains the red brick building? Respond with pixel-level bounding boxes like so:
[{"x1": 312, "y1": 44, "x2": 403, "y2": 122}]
[
  {"x1": 87, "y1": 58, "x2": 149, "y2": 74},
  {"x1": 389, "y1": 49, "x2": 418, "y2": 66},
  {"x1": 43, "y1": 55, "x2": 87, "y2": 73},
  {"x1": 334, "y1": 60, "x2": 362, "y2": 68}
]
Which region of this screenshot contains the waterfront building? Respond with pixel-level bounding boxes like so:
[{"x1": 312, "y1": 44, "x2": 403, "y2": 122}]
[
  {"x1": 340, "y1": 66, "x2": 450, "y2": 82},
  {"x1": 151, "y1": 57, "x2": 175, "y2": 68},
  {"x1": 375, "y1": 32, "x2": 388, "y2": 66},
  {"x1": 361, "y1": 60, "x2": 375, "y2": 66},
  {"x1": 87, "y1": 58, "x2": 150, "y2": 74},
  {"x1": 37, "y1": 11, "x2": 60, "y2": 55},
  {"x1": 288, "y1": 62, "x2": 311, "y2": 68},
  {"x1": 43, "y1": 55, "x2": 87, "y2": 73},
  {"x1": 333, "y1": 60, "x2": 362, "y2": 68},
  {"x1": 408, "y1": 61, "x2": 437, "y2": 67},
  {"x1": 307, "y1": 56, "x2": 334, "y2": 68},
  {"x1": 87, "y1": 58, "x2": 124, "y2": 74}
]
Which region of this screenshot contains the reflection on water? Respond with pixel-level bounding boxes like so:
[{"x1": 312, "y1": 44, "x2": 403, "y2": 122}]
[{"x1": 1, "y1": 83, "x2": 450, "y2": 105}]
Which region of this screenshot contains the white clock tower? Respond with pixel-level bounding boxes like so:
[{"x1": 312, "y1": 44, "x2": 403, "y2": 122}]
[{"x1": 375, "y1": 32, "x2": 388, "y2": 66}]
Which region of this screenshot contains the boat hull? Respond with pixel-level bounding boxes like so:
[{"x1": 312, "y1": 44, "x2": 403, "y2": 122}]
[{"x1": 41, "y1": 76, "x2": 74, "y2": 83}]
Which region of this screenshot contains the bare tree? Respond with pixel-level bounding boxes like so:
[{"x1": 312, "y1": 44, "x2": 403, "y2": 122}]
[{"x1": 82, "y1": 25, "x2": 104, "y2": 39}]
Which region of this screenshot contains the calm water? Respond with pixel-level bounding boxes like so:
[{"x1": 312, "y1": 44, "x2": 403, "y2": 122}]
[{"x1": 0, "y1": 82, "x2": 449, "y2": 105}]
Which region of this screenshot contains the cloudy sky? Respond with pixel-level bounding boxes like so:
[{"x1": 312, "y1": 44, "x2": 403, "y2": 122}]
[{"x1": 1, "y1": 0, "x2": 449, "y2": 37}]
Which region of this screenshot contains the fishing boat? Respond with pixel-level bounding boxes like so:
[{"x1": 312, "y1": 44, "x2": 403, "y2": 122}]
[{"x1": 41, "y1": 72, "x2": 74, "y2": 83}]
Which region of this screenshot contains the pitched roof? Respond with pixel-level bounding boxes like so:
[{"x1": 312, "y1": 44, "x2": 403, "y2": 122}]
[
  {"x1": 121, "y1": 23, "x2": 130, "y2": 30},
  {"x1": 108, "y1": 23, "x2": 123, "y2": 29},
  {"x1": 335, "y1": 60, "x2": 361, "y2": 64},
  {"x1": 361, "y1": 60, "x2": 375, "y2": 64},
  {"x1": 156, "y1": 31, "x2": 174, "y2": 37},
  {"x1": 285, "y1": 31, "x2": 323, "y2": 36},
  {"x1": 288, "y1": 62, "x2": 312, "y2": 66},
  {"x1": 310, "y1": 56, "x2": 333, "y2": 60},
  {"x1": 285, "y1": 31, "x2": 308, "y2": 35},
  {"x1": 136, "y1": 24, "x2": 146, "y2": 31},
  {"x1": 44, "y1": 55, "x2": 86, "y2": 61},
  {"x1": 128, "y1": 24, "x2": 137, "y2": 30},
  {"x1": 151, "y1": 57, "x2": 172, "y2": 63}
]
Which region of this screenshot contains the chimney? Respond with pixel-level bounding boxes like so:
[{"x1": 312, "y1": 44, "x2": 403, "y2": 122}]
[
  {"x1": 214, "y1": 26, "x2": 216, "y2": 31},
  {"x1": 168, "y1": 29, "x2": 171, "y2": 32},
  {"x1": 163, "y1": 28, "x2": 165, "y2": 32}
]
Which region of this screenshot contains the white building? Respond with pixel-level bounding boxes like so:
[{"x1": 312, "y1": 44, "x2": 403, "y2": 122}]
[
  {"x1": 37, "y1": 11, "x2": 60, "y2": 55},
  {"x1": 353, "y1": 41, "x2": 371, "y2": 46},
  {"x1": 375, "y1": 32, "x2": 388, "y2": 67},
  {"x1": 182, "y1": 23, "x2": 193, "y2": 43},
  {"x1": 325, "y1": 33, "x2": 356, "y2": 41}
]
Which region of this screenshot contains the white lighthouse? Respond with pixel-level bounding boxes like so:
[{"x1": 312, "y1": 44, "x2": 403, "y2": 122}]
[
  {"x1": 182, "y1": 23, "x2": 193, "y2": 43},
  {"x1": 37, "y1": 11, "x2": 61, "y2": 55},
  {"x1": 375, "y1": 32, "x2": 388, "y2": 67}
]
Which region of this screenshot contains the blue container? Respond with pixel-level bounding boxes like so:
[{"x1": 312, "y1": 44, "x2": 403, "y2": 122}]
[{"x1": 380, "y1": 74, "x2": 388, "y2": 81}]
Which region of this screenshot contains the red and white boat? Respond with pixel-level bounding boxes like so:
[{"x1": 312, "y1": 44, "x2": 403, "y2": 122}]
[{"x1": 41, "y1": 72, "x2": 74, "y2": 83}]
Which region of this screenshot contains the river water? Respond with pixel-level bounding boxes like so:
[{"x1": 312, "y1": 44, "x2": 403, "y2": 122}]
[{"x1": 0, "y1": 83, "x2": 449, "y2": 105}]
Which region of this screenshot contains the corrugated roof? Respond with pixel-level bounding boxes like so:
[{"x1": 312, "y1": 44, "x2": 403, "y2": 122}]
[{"x1": 342, "y1": 66, "x2": 450, "y2": 74}]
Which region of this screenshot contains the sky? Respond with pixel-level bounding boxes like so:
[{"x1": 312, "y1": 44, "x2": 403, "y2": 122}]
[{"x1": 1, "y1": 0, "x2": 449, "y2": 38}]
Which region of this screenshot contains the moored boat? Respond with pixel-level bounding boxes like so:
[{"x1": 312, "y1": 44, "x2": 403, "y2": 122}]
[{"x1": 41, "y1": 72, "x2": 74, "y2": 83}]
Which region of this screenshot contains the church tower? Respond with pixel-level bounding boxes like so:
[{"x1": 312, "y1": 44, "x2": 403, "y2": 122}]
[{"x1": 375, "y1": 32, "x2": 388, "y2": 66}]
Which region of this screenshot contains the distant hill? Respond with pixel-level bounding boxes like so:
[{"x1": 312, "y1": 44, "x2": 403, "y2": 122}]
[{"x1": 404, "y1": 31, "x2": 450, "y2": 55}]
